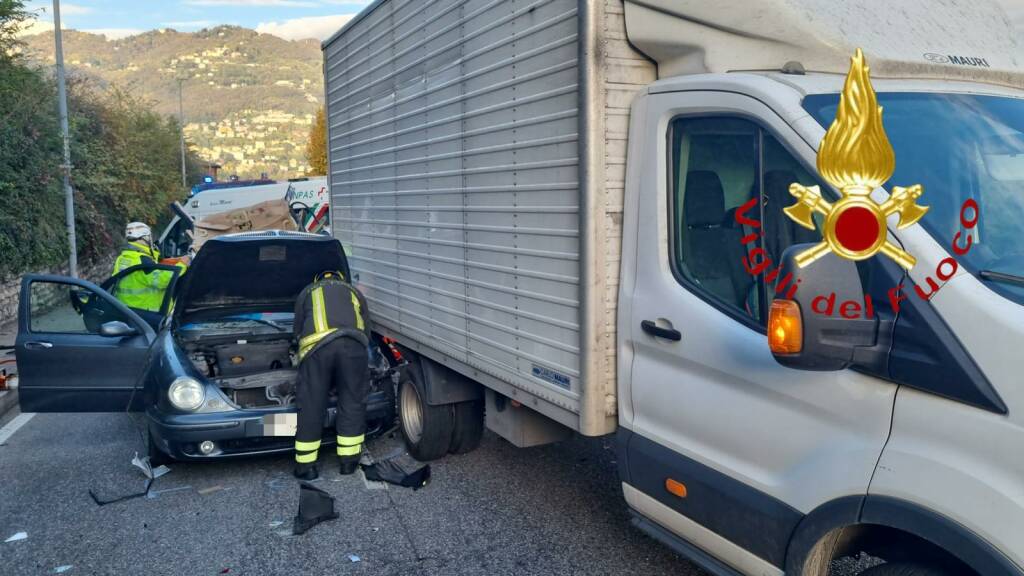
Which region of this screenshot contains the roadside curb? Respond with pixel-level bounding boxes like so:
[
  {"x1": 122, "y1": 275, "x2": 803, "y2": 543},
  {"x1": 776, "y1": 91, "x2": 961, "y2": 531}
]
[{"x1": 0, "y1": 389, "x2": 18, "y2": 420}]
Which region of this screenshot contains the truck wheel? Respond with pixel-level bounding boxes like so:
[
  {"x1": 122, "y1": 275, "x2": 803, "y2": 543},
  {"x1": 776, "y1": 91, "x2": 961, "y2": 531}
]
[
  {"x1": 449, "y1": 399, "x2": 484, "y2": 454},
  {"x1": 147, "y1": 430, "x2": 171, "y2": 467},
  {"x1": 859, "y1": 563, "x2": 949, "y2": 576},
  {"x1": 398, "y1": 365, "x2": 453, "y2": 461}
]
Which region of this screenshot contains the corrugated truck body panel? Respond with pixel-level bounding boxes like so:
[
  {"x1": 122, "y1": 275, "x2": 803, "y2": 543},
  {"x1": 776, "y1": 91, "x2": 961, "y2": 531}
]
[{"x1": 324, "y1": 0, "x2": 653, "y2": 434}]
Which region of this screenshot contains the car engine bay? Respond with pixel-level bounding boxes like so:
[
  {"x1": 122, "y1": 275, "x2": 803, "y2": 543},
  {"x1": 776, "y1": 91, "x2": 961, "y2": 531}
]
[{"x1": 184, "y1": 336, "x2": 301, "y2": 409}]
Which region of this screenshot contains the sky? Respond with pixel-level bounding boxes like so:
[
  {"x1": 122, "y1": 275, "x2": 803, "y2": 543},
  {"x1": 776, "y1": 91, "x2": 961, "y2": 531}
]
[
  {"x1": 14, "y1": 0, "x2": 1024, "y2": 42},
  {"x1": 19, "y1": 0, "x2": 374, "y2": 41}
]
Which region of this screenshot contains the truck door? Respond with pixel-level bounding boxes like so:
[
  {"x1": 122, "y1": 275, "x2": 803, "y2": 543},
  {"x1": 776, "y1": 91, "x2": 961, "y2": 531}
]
[
  {"x1": 16, "y1": 269, "x2": 174, "y2": 412},
  {"x1": 622, "y1": 92, "x2": 897, "y2": 571}
]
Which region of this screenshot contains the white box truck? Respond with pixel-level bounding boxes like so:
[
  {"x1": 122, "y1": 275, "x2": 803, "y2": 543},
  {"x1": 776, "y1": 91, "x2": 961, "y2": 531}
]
[{"x1": 324, "y1": 1, "x2": 1024, "y2": 574}]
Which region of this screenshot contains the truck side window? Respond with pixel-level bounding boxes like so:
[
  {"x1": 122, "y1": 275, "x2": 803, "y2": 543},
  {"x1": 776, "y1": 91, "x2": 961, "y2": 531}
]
[
  {"x1": 670, "y1": 117, "x2": 761, "y2": 323},
  {"x1": 761, "y1": 135, "x2": 822, "y2": 267},
  {"x1": 670, "y1": 120, "x2": 823, "y2": 327}
]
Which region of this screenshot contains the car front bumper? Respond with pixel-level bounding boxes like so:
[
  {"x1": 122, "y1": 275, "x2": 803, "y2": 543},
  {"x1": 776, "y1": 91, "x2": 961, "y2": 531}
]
[{"x1": 147, "y1": 390, "x2": 393, "y2": 461}]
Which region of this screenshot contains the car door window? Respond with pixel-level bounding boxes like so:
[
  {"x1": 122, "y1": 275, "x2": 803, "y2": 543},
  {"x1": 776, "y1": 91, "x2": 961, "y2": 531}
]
[
  {"x1": 670, "y1": 118, "x2": 824, "y2": 327},
  {"x1": 29, "y1": 280, "x2": 132, "y2": 334}
]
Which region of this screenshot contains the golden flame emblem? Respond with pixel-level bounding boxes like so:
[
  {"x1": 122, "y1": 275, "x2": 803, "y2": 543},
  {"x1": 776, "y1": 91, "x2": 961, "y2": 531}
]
[{"x1": 784, "y1": 49, "x2": 928, "y2": 269}]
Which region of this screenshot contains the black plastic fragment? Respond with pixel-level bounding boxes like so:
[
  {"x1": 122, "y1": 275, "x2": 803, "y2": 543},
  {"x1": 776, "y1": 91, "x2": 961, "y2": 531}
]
[
  {"x1": 361, "y1": 459, "x2": 431, "y2": 490},
  {"x1": 293, "y1": 481, "x2": 339, "y2": 535}
]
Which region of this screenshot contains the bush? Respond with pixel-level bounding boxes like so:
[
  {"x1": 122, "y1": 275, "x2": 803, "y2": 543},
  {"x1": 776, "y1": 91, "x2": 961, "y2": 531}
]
[{"x1": 0, "y1": 1, "x2": 205, "y2": 277}]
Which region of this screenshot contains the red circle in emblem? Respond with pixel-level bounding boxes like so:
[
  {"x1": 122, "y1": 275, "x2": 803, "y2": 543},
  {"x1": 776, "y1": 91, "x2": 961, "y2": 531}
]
[{"x1": 834, "y1": 206, "x2": 880, "y2": 252}]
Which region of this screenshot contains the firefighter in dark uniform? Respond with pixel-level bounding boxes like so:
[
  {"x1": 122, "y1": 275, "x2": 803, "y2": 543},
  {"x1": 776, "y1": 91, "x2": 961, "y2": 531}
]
[{"x1": 293, "y1": 270, "x2": 371, "y2": 480}]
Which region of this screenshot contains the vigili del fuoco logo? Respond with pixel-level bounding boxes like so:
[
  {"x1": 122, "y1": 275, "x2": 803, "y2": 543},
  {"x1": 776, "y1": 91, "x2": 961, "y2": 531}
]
[
  {"x1": 784, "y1": 48, "x2": 928, "y2": 270},
  {"x1": 734, "y1": 49, "x2": 980, "y2": 319}
]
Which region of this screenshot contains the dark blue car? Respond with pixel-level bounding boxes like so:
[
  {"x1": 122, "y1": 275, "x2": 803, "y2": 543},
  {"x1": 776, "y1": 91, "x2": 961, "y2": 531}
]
[{"x1": 15, "y1": 231, "x2": 395, "y2": 464}]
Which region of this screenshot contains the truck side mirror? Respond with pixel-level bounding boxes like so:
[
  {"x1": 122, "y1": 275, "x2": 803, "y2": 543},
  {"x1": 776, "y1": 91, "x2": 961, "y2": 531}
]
[{"x1": 768, "y1": 245, "x2": 880, "y2": 371}]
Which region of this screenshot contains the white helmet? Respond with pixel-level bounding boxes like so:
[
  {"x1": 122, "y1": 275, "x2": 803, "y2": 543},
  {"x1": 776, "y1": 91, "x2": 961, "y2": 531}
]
[{"x1": 125, "y1": 222, "x2": 152, "y2": 241}]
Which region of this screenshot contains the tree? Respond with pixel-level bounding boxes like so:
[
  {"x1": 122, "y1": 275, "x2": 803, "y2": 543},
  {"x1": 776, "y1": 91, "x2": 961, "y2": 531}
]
[
  {"x1": 305, "y1": 105, "x2": 327, "y2": 176},
  {"x1": 0, "y1": 0, "x2": 29, "y2": 57}
]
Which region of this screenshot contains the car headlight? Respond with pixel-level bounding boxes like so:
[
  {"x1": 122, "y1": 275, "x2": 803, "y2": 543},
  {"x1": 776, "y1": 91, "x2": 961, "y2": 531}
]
[{"x1": 168, "y1": 377, "x2": 205, "y2": 411}]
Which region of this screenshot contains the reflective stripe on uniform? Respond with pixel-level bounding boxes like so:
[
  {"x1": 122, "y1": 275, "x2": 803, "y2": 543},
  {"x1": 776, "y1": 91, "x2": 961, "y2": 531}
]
[
  {"x1": 337, "y1": 444, "x2": 361, "y2": 457},
  {"x1": 114, "y1": 286, "x2": 152, "y2": 296},
  {"x1": 351, "y1": 290, "x2": 364, "y2": 331},
  {"x1": 336, "y1": 434, "x2": 363, "y2": 457},
  {"x1": 336, "y1": 434, "x2": 364, "y2": 447},
  {"x1": 297, "y1": 328, "x2": 337, "y2": 360},
  {"x1": 295, "y1": 439, "x2": 321, "y2": 452},
  {"x1": 312, "y1": 286, "x2": 328, "y2": 333},
  {"x1": 295, "y1": 450, "x2": 318, "y2": 463}
]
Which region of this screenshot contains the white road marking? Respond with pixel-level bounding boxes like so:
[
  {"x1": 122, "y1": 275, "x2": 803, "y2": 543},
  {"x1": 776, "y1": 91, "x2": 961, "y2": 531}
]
[{"x1": 0, "y1": 413, "x2": 35, "y2": 445}]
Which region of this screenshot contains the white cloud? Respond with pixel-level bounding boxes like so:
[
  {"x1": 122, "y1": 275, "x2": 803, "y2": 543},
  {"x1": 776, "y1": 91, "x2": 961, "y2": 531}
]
[
  {"x1": 162, "y1": 20, "x2": 217, "y2": 30},
  {"x1": 255, "y1": 14, "x2": 354, "y2": 41},
  {"x1": 24, "y1": 1, "x2": 91, "y2": 15},
  {"x1": 59, "y1": 3, "x2": 92, "y2": 15},
  {"x1": 184, "y1": 0, "x2": 319, "y2": 6},
  {"x1": 80, "y1": 28, "x2": 145, "y2": 39},
  {"x1": 15, "y1": 18, "x2": 59, "y2": 37}
]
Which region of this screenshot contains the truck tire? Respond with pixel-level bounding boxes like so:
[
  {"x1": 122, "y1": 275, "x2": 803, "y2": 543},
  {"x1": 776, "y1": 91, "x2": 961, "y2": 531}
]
[
  {"x1": 449, "y1": 399, "x2": 484, "y2": 454},
  {"x1": 398, "y1": 364, "x2": 453, "y2": 461},
  {"x1": 858, "y1": 563, "x2": 950, "y2": 576}
]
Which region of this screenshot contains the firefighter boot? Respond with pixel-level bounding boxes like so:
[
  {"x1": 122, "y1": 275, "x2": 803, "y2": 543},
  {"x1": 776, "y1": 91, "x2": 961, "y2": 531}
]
[
  {"x1": 294, "y1": 462, "x2": 319, "y2": 481},
  {"x1": 339, "y1": 457, "x2": 359, "y2": 476}
]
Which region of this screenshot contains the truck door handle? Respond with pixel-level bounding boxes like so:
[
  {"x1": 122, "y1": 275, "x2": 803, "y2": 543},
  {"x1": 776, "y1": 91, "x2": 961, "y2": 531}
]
[
  {"x1": 25, "y1": 341, "x2": 53, "y2": 350},
  {"x1": 641, "y1": 320, "x2": 681, "y2": 342}
]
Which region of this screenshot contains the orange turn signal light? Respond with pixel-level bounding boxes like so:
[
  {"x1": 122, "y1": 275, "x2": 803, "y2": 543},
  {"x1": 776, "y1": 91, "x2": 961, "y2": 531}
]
[
  {"x1": 768, "y1": 300, "x2": 803, "y2": 355},
  {"x1": 665, "y1": 478, "x2": 687, "y2": 498}
]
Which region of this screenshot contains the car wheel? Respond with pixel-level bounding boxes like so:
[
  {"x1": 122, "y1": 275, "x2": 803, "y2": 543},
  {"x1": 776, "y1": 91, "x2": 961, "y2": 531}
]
[
  {"x1": 398, "y1": 363, "x2": 453, "y2": 461},
  {"x1": 858, "y1": 562, "x2": 950, "y2": 576},
  {"x1": 147, "y1": 430, "x2": 172, "y2": 467},
  {"x1": 449, "y1": 399, "x2": 484, "y2": 454}
]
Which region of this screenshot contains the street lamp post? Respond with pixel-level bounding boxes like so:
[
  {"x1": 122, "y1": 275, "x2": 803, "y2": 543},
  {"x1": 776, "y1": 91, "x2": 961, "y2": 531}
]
[
  {"x1": 52, "y1": 0, "x2": 77, "y2": 277},
  {"x1": 178, "y1": 79, "x2": 187, "y2": 188}
]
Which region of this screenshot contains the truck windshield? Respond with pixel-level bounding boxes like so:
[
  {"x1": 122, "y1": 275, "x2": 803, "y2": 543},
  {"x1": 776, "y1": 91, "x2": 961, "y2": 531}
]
[{"x1": 804, "y1": 92, "x2": 1024, "y2": 305}]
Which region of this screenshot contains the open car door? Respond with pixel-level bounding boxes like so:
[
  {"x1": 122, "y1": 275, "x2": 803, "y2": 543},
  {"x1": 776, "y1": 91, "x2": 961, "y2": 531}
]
[{"x1": 16, "y1": 264, "x2": 182, "y2": 412}]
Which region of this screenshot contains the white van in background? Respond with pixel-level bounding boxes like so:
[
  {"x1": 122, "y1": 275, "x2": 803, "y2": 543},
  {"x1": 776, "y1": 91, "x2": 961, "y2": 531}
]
[{"x1": 158, "y1": 177, "x2": 330, "y2": 257}]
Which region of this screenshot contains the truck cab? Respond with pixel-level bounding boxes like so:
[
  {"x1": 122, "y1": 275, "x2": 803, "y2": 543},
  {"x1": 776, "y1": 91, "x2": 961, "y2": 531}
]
[{"x1": 616, "y1": 3, "x2": 1024, "y2": 573}]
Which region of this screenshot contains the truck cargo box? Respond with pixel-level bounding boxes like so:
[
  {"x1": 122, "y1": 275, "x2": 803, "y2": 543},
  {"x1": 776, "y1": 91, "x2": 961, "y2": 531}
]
[{"x1": 323, "y1": 0, "x2": 654, "y2": 435}]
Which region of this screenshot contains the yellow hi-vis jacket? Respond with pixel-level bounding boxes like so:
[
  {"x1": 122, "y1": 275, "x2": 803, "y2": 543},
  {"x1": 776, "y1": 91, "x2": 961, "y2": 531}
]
[
  {"x1": 294, "y1": 277, "x2": 370, "y2": 362},
  {"x1": 110, "y1": 241, "x2": 184, "y2": 312}
]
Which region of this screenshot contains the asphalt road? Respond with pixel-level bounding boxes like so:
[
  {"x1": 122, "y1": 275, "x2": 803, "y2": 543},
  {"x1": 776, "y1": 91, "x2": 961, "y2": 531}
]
[{"x1": 0, "y1": 408, "x2": 702, "y2": 576}]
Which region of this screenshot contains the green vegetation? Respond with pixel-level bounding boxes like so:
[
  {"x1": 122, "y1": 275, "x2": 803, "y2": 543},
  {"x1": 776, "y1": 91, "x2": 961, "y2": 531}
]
[
  {"x1": 0, "y1": 1, "x2": 203, "y2": 278},
  {"x1": 306, "y1": 106, "x2": 327, "y2": 176}
]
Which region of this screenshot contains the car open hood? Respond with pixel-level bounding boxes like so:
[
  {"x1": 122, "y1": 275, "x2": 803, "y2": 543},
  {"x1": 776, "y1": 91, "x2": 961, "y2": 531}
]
[{"x1": 175, "y1": 231, "x2": 350, "y2": 315}]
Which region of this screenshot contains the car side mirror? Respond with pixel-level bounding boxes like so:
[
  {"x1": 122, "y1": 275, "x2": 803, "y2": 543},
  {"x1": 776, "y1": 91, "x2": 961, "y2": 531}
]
[
  {"x1": 99, "y1": 320, "x2": 138, "y2": 338},
  {"x1": 768, "y1": 244, "x2": 880, "y2": 371}
]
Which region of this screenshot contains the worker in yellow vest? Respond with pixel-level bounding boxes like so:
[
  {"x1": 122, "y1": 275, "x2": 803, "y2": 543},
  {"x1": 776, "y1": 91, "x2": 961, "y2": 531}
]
[
  {"x1": 292, "y1": 270, "x2": 371, "y2": 480},
  {"x1": 111, "y1": 222, "x2": 185, "y2": 322}
]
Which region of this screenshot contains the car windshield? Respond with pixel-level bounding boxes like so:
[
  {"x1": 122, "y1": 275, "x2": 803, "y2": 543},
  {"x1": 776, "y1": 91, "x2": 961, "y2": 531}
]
[
  {"x1": 803, "y1": 92, "x2": 1024, "y2": 304},
  {"x1": 178, "y1": 312, "x2": 294, "y2": 336}
]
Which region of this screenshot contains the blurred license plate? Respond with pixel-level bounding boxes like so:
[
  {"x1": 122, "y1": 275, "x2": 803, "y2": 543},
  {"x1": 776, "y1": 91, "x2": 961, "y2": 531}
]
[{"x1": 263, "y1": 413, "x2": 297, "y2": 436}]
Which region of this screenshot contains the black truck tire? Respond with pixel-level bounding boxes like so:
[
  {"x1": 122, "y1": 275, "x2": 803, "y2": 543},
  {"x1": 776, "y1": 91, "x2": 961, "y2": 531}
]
[
  {"x1": 449, "y1": 399, "x2": 484, "y2": 454},
  {"x1": 859, "y1": 563, "x2": 951, "y2": 576},
  {"x1": 398, "y1": 363, "x2": 454, "y2": 461}
]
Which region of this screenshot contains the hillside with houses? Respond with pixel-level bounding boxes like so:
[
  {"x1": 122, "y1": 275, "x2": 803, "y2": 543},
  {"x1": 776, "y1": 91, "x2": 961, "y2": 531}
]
[{"x1": 21, "y1": 25, "x2": 324, "y2": 178}]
